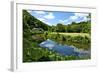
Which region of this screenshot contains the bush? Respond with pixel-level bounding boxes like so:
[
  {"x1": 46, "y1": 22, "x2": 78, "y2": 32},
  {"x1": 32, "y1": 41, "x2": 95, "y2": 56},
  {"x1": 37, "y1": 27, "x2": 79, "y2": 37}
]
[{"x1": 23, "y1": 46, "x2": 82, "y2": 62}]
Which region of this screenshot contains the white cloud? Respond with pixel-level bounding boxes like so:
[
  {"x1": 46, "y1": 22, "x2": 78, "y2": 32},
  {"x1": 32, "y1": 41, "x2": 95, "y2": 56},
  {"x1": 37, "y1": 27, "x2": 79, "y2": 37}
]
[
  {"x1": 36, "y1": 17, "x2": 51, "y2": 25},
  {"x1": 44, "y1": 13, "x2": 55, "y2": 19},
  {"x1": 59, "y1": 20, "x2": 68, "y2": 23},
  {"x1": 74, "y1": 13, "x2": 89, "y2": 17},
  {"x1": 58, "y1": 13, "x2": 89, "y2": 25},
  {"x1": 37, "y1": 18, "x2": 45, "y2": 21},
  {"x1": 82, "y1": 17, "x2": 90, "y2": 22},
  {"x1": 59, "y1": 20, "x2": 63, "y2": 22},
  {"x1": 69, "y1": 16, "x2": 78, "y2": 20},
  {"x1": 68, "y1": 13, "x2": 89, "y2": 23},
  {"x1": 59, "y1": 15, "x2": 78, "y2": 24},
  {"x1": 82, "y1": 17, "x2": 87, "y2": 21},
  {"x1": 34, "y1": 11, "x2": 45, "y2": 14},
  {"x1": 27, "y1": 10, "x2": 32, "y2": 13},
  {"x1": 59, "y1": 19, "x2": 71, "y2": 24},
  {"x1": 66, "y1": 21, "x2": 72, "y2": 24},
  {"x1": 44, "y1": 22, "x2": 51, "y2": 25}
]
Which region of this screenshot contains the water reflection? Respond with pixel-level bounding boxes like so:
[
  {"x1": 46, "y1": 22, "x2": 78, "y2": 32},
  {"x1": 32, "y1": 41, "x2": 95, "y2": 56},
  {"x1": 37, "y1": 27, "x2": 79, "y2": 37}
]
[{"x1": 39, "y1": 39, "x2": 90, "y2": 58}]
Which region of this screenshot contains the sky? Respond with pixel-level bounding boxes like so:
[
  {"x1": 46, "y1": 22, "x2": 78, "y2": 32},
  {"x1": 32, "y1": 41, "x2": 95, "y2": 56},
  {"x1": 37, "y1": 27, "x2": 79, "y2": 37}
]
[{"x1": 27, "y1": 10, "x2": 90, "y2": 26}]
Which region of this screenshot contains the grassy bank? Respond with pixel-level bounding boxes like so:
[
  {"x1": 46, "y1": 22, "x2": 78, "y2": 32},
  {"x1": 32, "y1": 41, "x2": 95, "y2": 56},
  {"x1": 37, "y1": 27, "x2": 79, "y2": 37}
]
[
  {"x1": 50, "y1": 32, "x2": 90, "y2": 37},
  {"x1": 47, "y1": 32, "x2": 91, "y2": 50}
]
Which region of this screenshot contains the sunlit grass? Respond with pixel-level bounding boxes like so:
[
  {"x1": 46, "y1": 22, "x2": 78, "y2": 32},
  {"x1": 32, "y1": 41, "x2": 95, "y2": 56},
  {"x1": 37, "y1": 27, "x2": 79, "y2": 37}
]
[{"x1": 50, "y1": 32, "x2": 90, "y2": 37}]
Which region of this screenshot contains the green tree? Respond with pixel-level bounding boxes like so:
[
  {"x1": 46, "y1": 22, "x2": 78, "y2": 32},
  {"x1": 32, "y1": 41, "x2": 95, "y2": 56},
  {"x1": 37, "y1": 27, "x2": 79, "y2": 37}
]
[{"x1": 56, "y1": 23, "x2": 66, "y2": 32}]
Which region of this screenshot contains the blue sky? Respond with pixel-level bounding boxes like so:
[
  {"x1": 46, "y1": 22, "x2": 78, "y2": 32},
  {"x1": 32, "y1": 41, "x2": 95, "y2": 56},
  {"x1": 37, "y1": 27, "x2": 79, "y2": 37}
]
[{"x1": 27, "y1": 10, "x2": 90, "y2": 26}]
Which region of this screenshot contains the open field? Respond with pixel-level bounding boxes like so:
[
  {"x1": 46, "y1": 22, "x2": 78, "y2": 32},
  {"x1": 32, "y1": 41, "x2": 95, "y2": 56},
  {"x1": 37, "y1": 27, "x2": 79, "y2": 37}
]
[{"x1": 50, "y1": 32, "x2": 90, "y2": 37}]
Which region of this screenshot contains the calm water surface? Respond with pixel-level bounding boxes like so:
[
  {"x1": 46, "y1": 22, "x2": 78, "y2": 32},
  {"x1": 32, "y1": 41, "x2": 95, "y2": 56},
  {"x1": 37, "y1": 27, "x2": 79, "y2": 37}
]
[{"x1": 39, "y1": 39, "x2": 91, "y2": 58}]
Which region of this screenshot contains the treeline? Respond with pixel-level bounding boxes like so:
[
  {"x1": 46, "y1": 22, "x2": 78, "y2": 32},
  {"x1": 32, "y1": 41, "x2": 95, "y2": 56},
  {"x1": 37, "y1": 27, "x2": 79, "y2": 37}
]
[
  {"x1": 49, "y1": 21, "x2": 91, "y2": 33},
  {"x1": 23, "y1": 10, "x2": 91, "y2": 34}
]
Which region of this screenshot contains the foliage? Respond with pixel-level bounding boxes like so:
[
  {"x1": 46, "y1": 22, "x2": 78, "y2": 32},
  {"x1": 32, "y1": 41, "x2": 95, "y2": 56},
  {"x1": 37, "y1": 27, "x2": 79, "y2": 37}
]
[
  {"x1": 23, "y1": 47, "x2": 80, "y2": 62},
  {"x1": 23, "y1": 10, "x2": 50, "y2": 30},
  {"x1": 47, "y1": 22, "x2": 91, "y2": 34},
  {"x1": 23, "y1": 10, "x2": 91, "y2": 62},
  {"x1": 56, "y1": 23, "x2": 66, "y2": 32},
  {"x1": 47, "y1": 32, "x2": 91, "y2": 50},
  {"x1": 67, "y1": 22, "x2": 91, "y2": 33}
]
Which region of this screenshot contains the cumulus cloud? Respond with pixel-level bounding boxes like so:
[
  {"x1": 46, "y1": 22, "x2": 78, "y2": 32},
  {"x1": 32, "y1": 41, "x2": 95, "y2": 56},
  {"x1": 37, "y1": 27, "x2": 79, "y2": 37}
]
[
  {"x1": 69, "y1": 16, "x2": 78, "y2": 20},
  {"x1": 34, "y1": 11, "x2": 46, "y2": 14},
  {"x1": 27, "y1": 10, "x2": 32, "y2": 13},
  {"x1": 59, "y1": 20, "x2": 68, "y2": 23},
  {"x1": 59, "y1": 13, "x2": 90, "y2": 24},
  {"x1": 59, "y1": 19, "x2": 71, "y2": 24},
  {"x1": 82, "y1": 17, "x2": 90, "y2": 22},
  {"x1": 69, "y1": 13, "x2": 89, "y2": 23},
  {"x1": 74, "y1": 13, "x2": 89, "y2": 17},
  {"x1": 37, "y1": 17, "x2": 51, "y2": 25},
  {"x1": 44, "y1": 22, "x2": 51, "y2": 25},
  {"x1": 37, "y1": 18, "x2": 45, "y2": 21},
  {"x1": 44, "y1": 13, "x2": 55, "y2": 19}
]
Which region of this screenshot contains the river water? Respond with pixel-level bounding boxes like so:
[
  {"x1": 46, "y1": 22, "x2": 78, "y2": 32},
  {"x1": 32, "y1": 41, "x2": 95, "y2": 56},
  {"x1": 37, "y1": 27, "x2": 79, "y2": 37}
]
[{"x1": 39, "y1": 39, "x2": 90, "y2": 59}]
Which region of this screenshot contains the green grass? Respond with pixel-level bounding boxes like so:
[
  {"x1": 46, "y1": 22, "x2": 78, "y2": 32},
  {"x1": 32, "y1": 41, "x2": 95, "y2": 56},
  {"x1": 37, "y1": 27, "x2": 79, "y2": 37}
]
[
  {"x1": 23, "y1": 32, "x2": 91, "y2": 62},
  {"x1": 50, "y1": 32, "x2": 90, "y2": 37},
  {"x1": 47, "y1": 32, "x2": 91, "y2": 50}
]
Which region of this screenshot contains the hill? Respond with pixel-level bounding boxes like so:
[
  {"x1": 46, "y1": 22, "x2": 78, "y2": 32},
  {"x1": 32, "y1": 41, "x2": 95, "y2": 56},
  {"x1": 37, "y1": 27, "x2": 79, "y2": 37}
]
[{"x1": 23, "y1": 10, "x2": 50, "y2": 31}]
